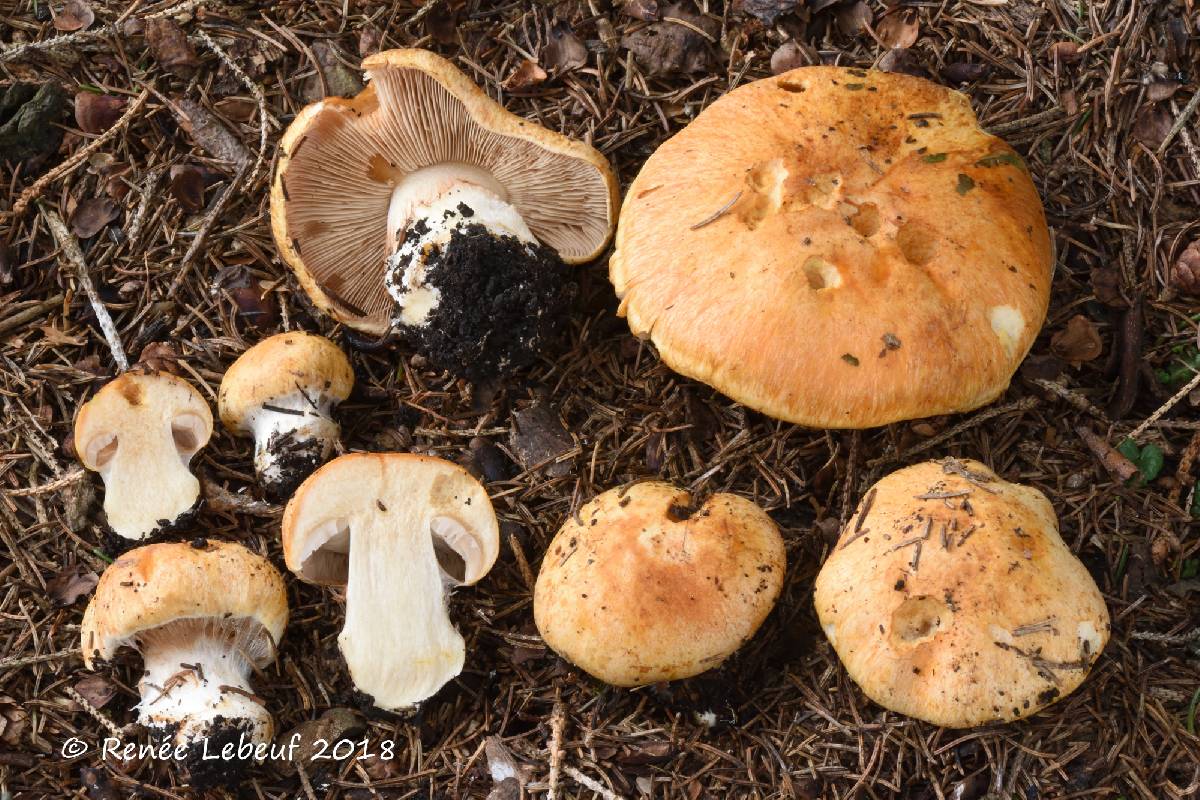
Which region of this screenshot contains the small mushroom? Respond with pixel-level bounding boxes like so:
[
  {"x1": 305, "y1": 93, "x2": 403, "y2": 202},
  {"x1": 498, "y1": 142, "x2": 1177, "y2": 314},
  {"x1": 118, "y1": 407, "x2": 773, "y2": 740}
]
[
  {"x1": 74, "y1": 371, "x2": 213, "y2": 540},
  {"x1": 814, "y1": 459, "x2": 1110, "y2": 727},
  {"x1": 271, "y1": 48, "x2": 620, "y2": 378},
  {"x1": 218, "y1": 332, "x2": 354, "y2": 500},
  {"x1": 80, "y1": 540, "x2": 288, "y2": 786},
  {"x1": 533, "y1": 482, "x2": 785, "y2": 686},
  {"x1": 282, "y1": 453, "x2": 499, "y2": 710},
  {"x1": 610, "y1": 66, "x2": 1053, "y2": 427}
]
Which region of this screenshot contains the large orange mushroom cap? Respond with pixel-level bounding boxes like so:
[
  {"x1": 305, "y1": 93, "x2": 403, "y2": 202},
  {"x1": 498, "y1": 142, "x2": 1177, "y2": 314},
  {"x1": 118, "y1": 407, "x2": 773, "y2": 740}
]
[{"x1": 610, "y1": 66, "x2": 1053, "y2": 428}]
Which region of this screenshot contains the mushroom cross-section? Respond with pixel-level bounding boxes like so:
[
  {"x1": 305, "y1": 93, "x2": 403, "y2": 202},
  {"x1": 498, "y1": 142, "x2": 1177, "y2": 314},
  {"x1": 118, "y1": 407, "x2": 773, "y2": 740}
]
[
  {"x1": 271, "y1": 48, "x2": 620, "y2": 375},
  {"x1": 74, "y1": 371, "x2": 213, "y2": 540},
  {"x1": 282, "y1": 452, "x2": 499, "y2": 710},
  {"x1": 610, "y1": 66, "x2": 1053, "y2": 428},
  {"x1": 533, "y1": 482, "x2": 786, "y2": 686},
  {"x1": 80, "y1": 540, "x2": 288, "y2": 786},
  {"x1": 218, "y1": 331, "x2": 354, "y2": 500},
  {"x1": 813, "y1": 459, "x2": 1110, "y2": 727}
]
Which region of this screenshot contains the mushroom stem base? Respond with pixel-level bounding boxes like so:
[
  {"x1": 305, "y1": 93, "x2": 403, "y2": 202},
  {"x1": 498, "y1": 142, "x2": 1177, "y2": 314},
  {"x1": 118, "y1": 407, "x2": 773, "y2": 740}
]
[
  {"x1": 249, "y1": 391, "x2": 339, "y2": 500},
  {"x1": 137, "y1": 624, "x2": 273, "y2": 785}
]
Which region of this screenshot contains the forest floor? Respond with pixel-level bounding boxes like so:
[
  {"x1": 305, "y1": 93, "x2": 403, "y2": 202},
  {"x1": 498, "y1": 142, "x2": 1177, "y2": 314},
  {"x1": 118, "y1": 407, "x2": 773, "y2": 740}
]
[{"x1": 1, "y1": 0, "x2": 1199, "y2": 798}]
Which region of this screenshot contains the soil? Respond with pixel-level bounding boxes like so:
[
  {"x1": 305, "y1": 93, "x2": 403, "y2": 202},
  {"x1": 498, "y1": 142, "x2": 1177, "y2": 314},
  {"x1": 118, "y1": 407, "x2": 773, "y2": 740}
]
[
  {"x1": 152, "y1": 716, "x2": 261, "y2": 790},
  {"x1": 394, "y1": 220, "x2": 576, "y2": 381},
  {"x1": 261, "y1": 429, "x2": 327, "y2": 501}
]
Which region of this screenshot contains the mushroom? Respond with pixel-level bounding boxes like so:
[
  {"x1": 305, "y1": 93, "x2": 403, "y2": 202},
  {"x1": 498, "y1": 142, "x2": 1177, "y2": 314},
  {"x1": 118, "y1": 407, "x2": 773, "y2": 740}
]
[
  {"x1": 814, "y1": 458, "x2": 1110, "y2": 727},
  {"x1": 610, "y1": 66, "x2": 1052, "y2": 428},
  {"x1": 282, "y1": 452, "x2": 499, "y2": 710},
  {"x1": 74, "y1": 371, "x2": 213, "y2": 540},
  {"x1": 270, "y1": 48, "x2": 620, "y2": 379},
  {"x1": 218, "y1": 331, "x2": 354, "y2": 500},
  {"x1": 81, "y1": 540, "x2": 288, "y2": 785},
  {"x1": 533, "y1": 482, "x2": 785, "y2": 686}
]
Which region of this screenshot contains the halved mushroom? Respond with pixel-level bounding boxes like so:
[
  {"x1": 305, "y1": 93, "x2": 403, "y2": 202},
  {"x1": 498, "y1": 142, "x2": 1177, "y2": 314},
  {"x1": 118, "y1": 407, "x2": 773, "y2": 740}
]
[
  {"x1": 81, "y1": 540, "x2": 288, "y2": 787},
  {"x1": 74, "y1": 371, "x2": 213, "y2": 540},
  {"x1": 282, "y1": 452, "x2": 499, "y2": 710},
  {"x1": 814, "y1": 459, "x2": 1110, "y2": 727},
  {"x1": 533, "y1": 482, "x2": 786, "y2": 686},
  {"x1": 270, "y1": 48, "x2": 620, "y2": 378},
  {"x1": 218, "y1": 332, "x2": 354, "y2": 500}
]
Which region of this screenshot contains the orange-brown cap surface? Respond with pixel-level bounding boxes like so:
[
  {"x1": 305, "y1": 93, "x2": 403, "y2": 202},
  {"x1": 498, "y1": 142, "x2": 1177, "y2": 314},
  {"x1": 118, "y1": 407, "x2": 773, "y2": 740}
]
[
  {"x1": 81, "y1": 540, "x2": 288, "y2": 669},
  {"x1": 813, "y1": 459, "x2": 1109, "y2": 727},
  {"x1": 610, "y1": 67, "x2": 1052, "y2": 428},
  {"x1": 218, "y1": 331, "x2": 354, "y2": 432},
  {"x1": 533, "y1": 482, "x2": 785, "y2": 686},
  {"x1": 271, "y1": 48, "x2": 620, "y2": 334}
]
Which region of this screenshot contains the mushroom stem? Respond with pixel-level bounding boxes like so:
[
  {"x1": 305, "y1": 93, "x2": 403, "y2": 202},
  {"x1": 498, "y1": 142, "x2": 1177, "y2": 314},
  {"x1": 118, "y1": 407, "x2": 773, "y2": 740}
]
[
  {"x1": 384, "y1": 165, "x2": 538, "y2": 329},
  {"x1": 248, "y1": 391, "x2": 340, "y2": 499},
  {"x1": 385, "y1": 163, "x2": 534, "y2": 253},
  {"x1": 339, "y1": 509, "x2": 467, "y2": 710},
  {"x1": 136, "y1": 621, "x2": 273, "y2": 776}
]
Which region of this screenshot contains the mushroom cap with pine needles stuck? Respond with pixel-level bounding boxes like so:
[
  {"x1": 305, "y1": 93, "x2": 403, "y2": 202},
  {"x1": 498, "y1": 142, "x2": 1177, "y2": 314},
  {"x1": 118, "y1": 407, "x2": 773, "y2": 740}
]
[
  {"x1": 813, "y1": 459, "x2": 1109, "y2": 728},
  {"x1": 610, "y1": 66, "x2": 1052, "y2": 428}
]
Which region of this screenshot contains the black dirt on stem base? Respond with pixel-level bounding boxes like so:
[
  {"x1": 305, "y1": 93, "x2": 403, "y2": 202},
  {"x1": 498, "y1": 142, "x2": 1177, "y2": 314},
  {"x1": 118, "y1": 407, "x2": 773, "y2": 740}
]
[
  {"x1": 396, "y1": 223, "x2": 575, "y2": 381},
  {"x1": 260, "y1": 430, "x2": 328, "y2": 501}
]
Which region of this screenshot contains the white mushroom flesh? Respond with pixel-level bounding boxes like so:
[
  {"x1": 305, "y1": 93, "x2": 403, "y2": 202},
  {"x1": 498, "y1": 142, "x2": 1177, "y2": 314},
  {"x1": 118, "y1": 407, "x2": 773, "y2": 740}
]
[
  {"x1": 383, "y1": 164, "x2": 537, "y2": 328},
  {"x1": 87, "y1": 413, "x2": 209, "y2": 540},
  {"x1": 309, "y1": 508, "x2": 490, "y2": 710}
]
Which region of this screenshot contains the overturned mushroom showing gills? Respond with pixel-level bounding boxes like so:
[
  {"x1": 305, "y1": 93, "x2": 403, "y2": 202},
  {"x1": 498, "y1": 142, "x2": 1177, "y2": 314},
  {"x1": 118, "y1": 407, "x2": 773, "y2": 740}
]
[
  {"x1": 282, "y1": 453, "x2": 499, "y2": 709},
  {"x1": 81, "y1": 540, "x2": 288, "y2": 786},
  {"x1": 74, "y1": 371, "x2": 213, "y2": 540},
  {"x1": 271, "y1": 48, "x2": 619, "y2": 378},
  {"x1": 814, "y1": 459, "x2": 1110, "y2": 727},
  {"x1": 219, "y1": 332, "x2": 354, "y2": 500},
  {"x1": 610, "y1": 67, "x2": 1053, "y2": 428},
  {"x1": 533, "y1": 482, "x2": 785, "y2": 686}
]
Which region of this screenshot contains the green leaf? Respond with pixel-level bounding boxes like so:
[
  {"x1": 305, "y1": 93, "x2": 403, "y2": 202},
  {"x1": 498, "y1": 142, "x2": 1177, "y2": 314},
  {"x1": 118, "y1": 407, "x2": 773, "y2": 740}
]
[
  {"x1": 1116, "y1": 439, "x2": 1164, "y2": 484},
  {"x1": 1117, "y1": 439, "x2": 1140, "y2": 461},
  {"x1": 956, "y1": 174, "x2": 976, "y2": 195},
  {"x1": 922, "y1": 153, "x2": 947, "y2": 163},
  {"x1": 975, "y1": 151, "x2": 1025, "y2": 169},
  {"x1": 1138, "y1": 443, "x2": 1164, "y2": 481},
  {"x1": 845, "y1": 83, "x2": 865, "y2": 91},
  {"x1": 1181, "y1": 558, "x2": 1199, "y2": 579},
  {"x1": 1156, "y1": 345, "x2": 1200, "y2": 386},
  {"x1": 1191, "y1": 482, "x2": 1200, "y2": 519},
  {"x1": 841, "y1": 353, "x2": 860, "y2": 366}
]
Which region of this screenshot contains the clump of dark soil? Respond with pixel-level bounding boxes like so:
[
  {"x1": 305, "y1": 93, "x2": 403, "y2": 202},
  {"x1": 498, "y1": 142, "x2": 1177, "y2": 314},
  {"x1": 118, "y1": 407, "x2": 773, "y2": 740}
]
[
  {"x1": 395, "y1": 223, "x2": 576, "y2": 381},
  {"x1": 261, "y1": 429, "x2": 326, "y2": 500},
  {"x1": 151, "y1": 716, "x2": 259, "y2": 789},
  {"x1": 99, "y1": 500, "x2": 203, "y2": 557}
]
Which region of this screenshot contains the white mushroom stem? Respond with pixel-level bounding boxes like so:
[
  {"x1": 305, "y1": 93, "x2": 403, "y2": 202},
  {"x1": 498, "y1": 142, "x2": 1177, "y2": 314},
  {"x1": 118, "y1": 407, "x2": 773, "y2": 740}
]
[
  {"x1": 335, "y1": 508, "x2": 485, "y2": 710},
  {"x1": 384, "y1": 164, "x2": 537, "y2": 328},
  {"x1": 247, "y1": 391, "x2": 339, "y2": 487},
  {"x1": 136, "y1": 624, "x2": 272, "y2": 750}
]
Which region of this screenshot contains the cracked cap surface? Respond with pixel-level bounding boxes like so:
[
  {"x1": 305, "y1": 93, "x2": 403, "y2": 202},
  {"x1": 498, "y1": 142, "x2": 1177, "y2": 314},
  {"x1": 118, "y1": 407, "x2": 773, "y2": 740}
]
[{"x1": 610, "y1": 67, "x2": 1052, "y2": 428}]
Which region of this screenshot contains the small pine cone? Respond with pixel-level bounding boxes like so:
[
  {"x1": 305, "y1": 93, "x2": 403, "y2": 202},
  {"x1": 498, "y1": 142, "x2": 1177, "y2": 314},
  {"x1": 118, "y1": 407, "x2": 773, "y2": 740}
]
[{"x1": 1172, "y1": 240, "x2": 1200, "y2": 296}]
